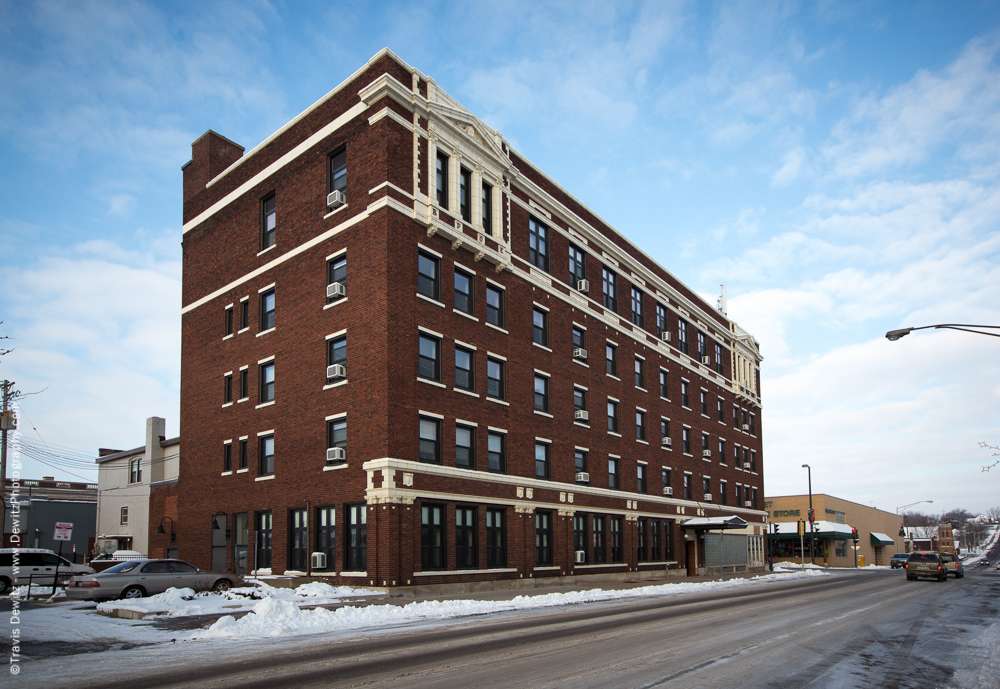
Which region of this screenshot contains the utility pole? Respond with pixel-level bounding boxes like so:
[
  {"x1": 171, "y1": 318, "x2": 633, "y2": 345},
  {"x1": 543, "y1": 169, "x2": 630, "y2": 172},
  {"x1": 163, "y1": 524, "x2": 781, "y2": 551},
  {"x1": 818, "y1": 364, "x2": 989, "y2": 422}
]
[{"x1": 0, "y1": 381, "x2": 13, "y2": 541}]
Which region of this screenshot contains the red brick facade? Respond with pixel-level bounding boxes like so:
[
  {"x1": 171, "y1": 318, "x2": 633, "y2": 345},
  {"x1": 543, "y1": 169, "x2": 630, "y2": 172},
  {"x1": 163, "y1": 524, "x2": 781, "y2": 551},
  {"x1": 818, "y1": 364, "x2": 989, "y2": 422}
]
[{"x1": 176, "y1": 49, "x2": 765, "y2": 588}]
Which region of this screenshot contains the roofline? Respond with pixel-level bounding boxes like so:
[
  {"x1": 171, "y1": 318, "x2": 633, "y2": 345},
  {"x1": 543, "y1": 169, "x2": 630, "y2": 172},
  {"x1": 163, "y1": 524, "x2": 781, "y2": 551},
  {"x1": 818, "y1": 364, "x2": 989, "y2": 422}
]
[{"x1": 94, "y1": 436, "x2": 181, "y2": 464}]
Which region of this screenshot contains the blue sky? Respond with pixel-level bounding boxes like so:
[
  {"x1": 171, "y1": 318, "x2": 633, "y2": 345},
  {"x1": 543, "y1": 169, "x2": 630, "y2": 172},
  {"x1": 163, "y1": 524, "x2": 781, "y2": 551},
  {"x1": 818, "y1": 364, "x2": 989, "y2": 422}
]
[{"x1": 2, "y1": 0, "x2": 1000, "y2": 515}]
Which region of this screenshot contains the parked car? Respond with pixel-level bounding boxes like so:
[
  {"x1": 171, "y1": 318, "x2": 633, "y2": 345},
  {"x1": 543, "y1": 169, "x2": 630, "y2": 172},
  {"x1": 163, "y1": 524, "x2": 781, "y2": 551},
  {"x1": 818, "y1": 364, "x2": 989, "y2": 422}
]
[
  {"x1": 0, "y1": 548, "x2": 94, "y2": 594},
  {"x1": 904, "y1": 552, "x2": 948, "y2": 582},
  {"x1": 939, "y1": 552, "x2": 965, "y2": 578},
  {"x1": 65, "y1": 559, "x2": 239, "y2": 601},
  {"x1": 890, "y1": 553, "x2": 909, "y2": 569}
]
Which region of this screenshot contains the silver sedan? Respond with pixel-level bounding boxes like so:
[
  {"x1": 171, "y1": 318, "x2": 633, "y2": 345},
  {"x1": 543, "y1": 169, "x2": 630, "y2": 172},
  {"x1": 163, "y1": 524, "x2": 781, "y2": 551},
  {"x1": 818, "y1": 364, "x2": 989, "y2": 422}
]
[{"x1": 66, "y1": 559, "x2": 238, "y2": 600}]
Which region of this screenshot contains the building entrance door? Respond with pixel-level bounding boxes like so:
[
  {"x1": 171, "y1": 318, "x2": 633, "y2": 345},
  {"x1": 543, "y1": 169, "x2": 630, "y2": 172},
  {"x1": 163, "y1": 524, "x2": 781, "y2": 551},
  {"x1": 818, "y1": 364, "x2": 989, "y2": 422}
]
[
  {"x1": 686, "y1": 539, "x2": 698, "y2": 576},
  {"x1": 211, "y1": 515, "x2": 227, "y2": 572}
]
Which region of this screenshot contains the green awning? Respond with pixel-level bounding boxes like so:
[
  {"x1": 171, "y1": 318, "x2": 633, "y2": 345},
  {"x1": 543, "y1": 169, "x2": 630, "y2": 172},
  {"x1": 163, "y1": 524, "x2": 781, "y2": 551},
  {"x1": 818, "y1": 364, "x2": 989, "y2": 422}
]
[{"x1": 870, "y1": 532, "x2": 894, "y2": 546}]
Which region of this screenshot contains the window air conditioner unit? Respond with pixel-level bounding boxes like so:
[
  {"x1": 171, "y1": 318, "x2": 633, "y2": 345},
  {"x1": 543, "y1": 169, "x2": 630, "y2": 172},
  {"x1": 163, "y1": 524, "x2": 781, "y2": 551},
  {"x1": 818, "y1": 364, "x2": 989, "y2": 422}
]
[
  {"x1": 326, "y1": 447, "x2": 345, "y2": 462},
  {"x1": 574, "y1": 550, "x2": 586, "y2": 564},
  {"x1": 573, "y1": 348, "x2": 587, "y2": 360},
  {"x1": 574, "y1": 409, "x2": 589, "y2": 422},
  {"x1": 662, "y1": 486, "x2": 673, "y2": 496},
  {"x1": 327, "y1": 282, "x2": 346, "y2": 299},
  {"x1": 311, "y1": 552, "x2": 327, "y2": 569},
  {"x1": 575, "y1": 472, "x2": 590, "y2": 483},
  {"x1": 660, "y1": 331, "x2": 671, "y2": 342},
  {"x1": 702, "y1": 449, "x2": 711, "y2": 458},
  {"x1": 703, "y1": 493, "x2": 712, "y2": 502},
  {"x1": 743, "y1": 462, "x2": 752, "y2": 470},
  {"x1": 662, "y1": 437, "x2": 672, "y2": 447},
  {"x1": 577, "y1": 279, "x2": 589, "y2": 293},
  {"x1": 327, "y1": 190, "x2": 346, "y2": 209},
  {"x1": 327, "y1": 364, "x2": 346, "y2": 380},
  {"x1": 701, "y1": 356, "x2": 711, "y2": 365},
  {"x1": 744, "y1": 500, "x2": 753, "y2": 508}
]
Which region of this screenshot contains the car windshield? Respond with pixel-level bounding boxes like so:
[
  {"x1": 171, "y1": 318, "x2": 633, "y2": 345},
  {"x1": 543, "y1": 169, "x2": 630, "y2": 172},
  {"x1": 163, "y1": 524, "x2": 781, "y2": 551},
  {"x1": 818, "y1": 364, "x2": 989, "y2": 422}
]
[{"x1": 100, "y1": 561, "x2": 142, "y2": 574}]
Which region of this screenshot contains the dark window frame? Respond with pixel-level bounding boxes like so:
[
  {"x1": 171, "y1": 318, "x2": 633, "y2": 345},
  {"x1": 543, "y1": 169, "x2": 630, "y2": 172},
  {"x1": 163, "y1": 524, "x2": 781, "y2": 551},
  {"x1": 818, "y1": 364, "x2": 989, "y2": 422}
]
[
  {"x1": 261, "y1": 194, "x2": 276, "y2": 249},
  {"x1": 454, "y1": 267, "x2": 475, "y2": 315},
  {"x1": 602, "y1": 267, "x2": 617, "y2": 312},
  {"x1": 534, "y1": 374, "x2": 549, "y2": 413},
  {"x1": 535, "y1": 441, "x2": 550, "y2": 480},
  {"x1": 419, "y1": 416, "x2": 442, "y2": 465},
  {"x1": 260, "y1": 289, "x2": 275, "y2": 332},
  {"x1": 528, "y1": 216, "x2": 549, "y2": 272},
  {"x1": 487, "y1": 431, "x2": 506, "y2": 474},
  {"x1": 455, "y1": 424, "x2": 476, "y2": 469},
  {"x1": 631, "y1": 287, "x2": 644, "y2": 328},
  {"x1": 454, "y1": 345, "x2": 475, "y2": 392},
  {"x1": 487, "y1": 357, "x2": 505, "y2": 400},
  {"x1": 532, "y1": 307, "x2": 548, "y2": 347},
  {"x1": 436, "y1": 152, "x2": 449, "y2": 207},
  {"x1": 418, "y1": 333, "x2": 441, "y2": 382},
  {"x1": 421, "y1": 503, "x2": 446, "y2": 571},
  {"x1": 459, "y1": 167, "x2": 472, "y2": 222},
  {"x1": 417, "y1": 250, "x2": 440, "y2": 301},
  {"x1": 259, "y1": 434, "x2": 274, "y2": 477},
  {"x1": 486, "y1": 284, "x2": 504, "y2": 328},
  {"x1": 259, "y1": 361, "x2": 275, "y2": 403}
]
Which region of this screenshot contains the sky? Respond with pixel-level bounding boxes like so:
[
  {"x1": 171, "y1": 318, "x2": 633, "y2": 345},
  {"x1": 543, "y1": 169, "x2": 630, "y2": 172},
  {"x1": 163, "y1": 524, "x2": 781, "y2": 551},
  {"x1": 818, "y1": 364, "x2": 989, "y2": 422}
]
[{"x1": 1, "y1": 0, "x2": 999, "y2": 515}]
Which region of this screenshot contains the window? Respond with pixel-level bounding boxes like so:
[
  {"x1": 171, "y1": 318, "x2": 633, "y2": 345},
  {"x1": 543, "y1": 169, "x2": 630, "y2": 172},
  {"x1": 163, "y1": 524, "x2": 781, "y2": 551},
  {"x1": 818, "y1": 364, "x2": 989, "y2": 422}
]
[
  {"x1": 417, "y1": 251, "x2": 440, "y2": 301},
  {"x1": 607, "y1": 399, "x2": 619, "y2": 433},
  {"x1": 718, "y1": 397, "x2": 725, "y2": 422},
  {"x1": 637, "y1": 518, "x2": 647, "y2": 562},
  {"x1": 456, "y1": 425, "x2": 475, "y2": 469},
  {"x1": 239, "y1": 369, "x2": 248, "y2": 399},
  {"x1": 734, "y1": 405, "x2": 740, "y2": 428},
  {"x1": 660, "y1": 418, "x2": 670, "y2": 445},
  {"x1": 327, "y1": 418, "x2": 346, "y2": 465},
  {"x1": 233, "y1": 513, "x2": 249, "y2": 575},
  {"x1": 682, "y1": 427, "x2": 691, "y2": 454},
  {"x1": 225, "y1": 306, "x2": 233, "y2": 336},
  {"x1": 419, "y1": 416, "x2": 441, "y2": 464},
  {"x1": 486, "y1": 284, "x2": 504, "y2": 328},
  {"x1": 487, "y1": 357, "x2": 505, "y2": 400},
  {"x1": 574, "y1": 515, "x2": 587, "y2": 563},
  {"x1": 700, "y1": 390, "x2": 708, "y2": 416},
  {"x1": 575, "y1": 449, "x2": 588, "y2": 476},
  {"x1": 260, "y1": 289, "x2": 275, "y2": 331},
  {"x1": 346, "y1": 504, "x2": 366, "y2": 571},
  {"x1": 703, "y1": 477, "x2": 711, "y2": 499},
  {"x1": 715, "y1": 343, "x2": 724, "y2": 375},
  {"x1": 535, "y1": 512, "x2": 552, "y2": 566},
  {"x1": 418, "y1": 333, "x2": 440, "y2": 382},
  {"x1": 487, "y1": 431, "x2": 505, "y2": 473},
  {"x1": 329, "y1": 149, "x2": 347, "y2": 199},
  {"x1": 656, "y1": 303, "x2": 667, "y2": 337},
  {"x1": 259, "y1": 361, "x2": 275, "y2": 403},
  {"x1": 736, "y1": 484, "x2": 743, "y2": 506},
  {"x1": 681, "y1": 381, "x2": 690, "y2": 408},
  {"x1": 239, "y1": 439, "x2": 248, "y2": 469},
  {"x1": 327, "y1": 256, "x2": 346, "y2": 303},
  {"x1": 261, "y1": 194, "x2": 276, "y2": 249},
  {"x1": 609, "y1": 457, "x2": 619, "y2": 489},
  {"x1": 659, "y1": 369, "x2": 668, "y2": 398},
  {"x1": 662, "y1": 467, "x2": 671, "y2": 490},
  {"x1": 481, "y1": 181, "x2": 493, "y2": 234},
  {"x1": 454, "y1": 268, "x2": 474, "y2": 315},
  {"x1": 315, "y1": 506, "x2": 335, "y2": 571},
  {"x1": 486, "y1": 508, "x2": 505, "y2": 567},
  {"x1": 459, "y1": 167, "x2": 472, "y2": 222},
  {"x1": 735, "y1": 444, "x2": 741, "y2": 467},
  {"x1": 683, "y1": 474, "x2": 692, "y2": 500},
  {"x1": 454, "y1": 346, "x2": 474, "y2": 391},
  {"x1": 665, "y1": 519, "x2": 675, "y2": 561},
  {"x1": 637, "y1": 463, "x2": 647, "y2": 494},
  {"x1": 631, "y1": 287, "x2": 644, "y2": 328},
  {"x1": 573, "y1": 387, "x2": 587, "y2": 416},
  {"x1": 532, "y1": 307, "x2": 548, "y2": 346},
  {"x1": 593, "y1": 516, "x2": 606, "y2": 563},
  {"x1": 636, "y1": 410, "x2": 646, "y2": 441},
  {"x1": 836, "y1": 539, "x2": 847, "y2": 558},
  {"x1": 651, "y1": 520, "x2": 661, "y2": 561},
  {"x1": 569, "y1": 244, "x2": 586, "y2": 288},
  {"x1": 435, "y1": 152, "x2": 449, "y2": 207},
  {"x1": 223, "y1": 443, "x2": 232, "y2": 472},
  {"x1": 120, "y1": 506, "x2": 128, "y2": 525},
  {"x1": 751, "y1": 450, "x2": 757, "y2": 473},
  {"x1": 698, "y1": 332, "x2": 707, "y2": 359},
  {"x1": 606, "y1": 342, "x2": 617, "y2": 376},
  {"x1": 572, "y1": 326, "x2": 586, "y2": 360},
  {"x1": 602, "y1": 267, "x2": 617, "y2": 312},
  {"x1": 719, "y1": 438, "x2": 727, "y2": 465},
  {"x1": 678, "y1": 319, "x2": 688, "y2": 355},
  {"x1": 535, "y1": 442, "x2": 550, "y2": 479},
  {"x1": 456, "y1": 507, "x2": 476, "y2": 569},
  {"x1": 750, "y1": 413, "x2": 756, "y2": 435},
  {"x1": 634, "y1": 357, "x2": 645, "y2": 388},
  {"x1": 528, "y1": 217, "x2": 549, "y2": 272},
  {"x1": 289, "y1": 509, "x2": 307, "y2": 571},
  {"x1": 610, "y1": 517, "x2": 623, "y2": 563},
  {"x1": 259, "y1": 434, "x2": 274, "y2": 476},
  {"x1": 720, "y1": 481, "x2": 728, "y2": 506},
  {"x1": 421, "y1": 504, "x2": 445, "y2": 571},
  {"x1": 255, "y1": 512, "x2": 272, "y2": 570},
  {"x1": 327, "y1": 335, "x2": 346, "y2": 382},
  {"x1": 534, "y1": 374, "x2": 549, "y2": 413},
  {"x1": 752, "y1": 487, "x2": 758, "y2": 509}
]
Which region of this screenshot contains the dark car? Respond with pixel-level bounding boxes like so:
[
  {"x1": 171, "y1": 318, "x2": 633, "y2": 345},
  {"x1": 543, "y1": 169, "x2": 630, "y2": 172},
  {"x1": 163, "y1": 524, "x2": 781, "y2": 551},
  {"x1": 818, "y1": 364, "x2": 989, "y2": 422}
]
[
  {"x1": 904, "y1": 552, "x2": 947, "y2": 582},
  {"x1": 65, "y1": 559, "x2": 239, "y2": 601},
  {"x1": 890, "y1": 553, "x2": 909, "y2": 569}
]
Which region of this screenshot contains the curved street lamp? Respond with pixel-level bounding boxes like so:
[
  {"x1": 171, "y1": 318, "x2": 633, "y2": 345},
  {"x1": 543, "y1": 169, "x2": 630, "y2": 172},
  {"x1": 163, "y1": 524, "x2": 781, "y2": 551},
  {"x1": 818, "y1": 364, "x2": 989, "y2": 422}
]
[
  {"x1": 886, "y1": 324, "x2": 1000, "y2": 341},
  {"x1": 154, "y1": 516, "x2": 175, "y2": 542}
]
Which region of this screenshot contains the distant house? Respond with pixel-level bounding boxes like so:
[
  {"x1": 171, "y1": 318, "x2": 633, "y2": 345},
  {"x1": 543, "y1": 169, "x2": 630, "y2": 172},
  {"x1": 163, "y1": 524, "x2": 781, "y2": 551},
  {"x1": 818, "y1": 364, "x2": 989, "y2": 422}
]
[
  {"x1": 94, "y1": 417, "x2": 179, "y2": 558},
  {"x1": 903, "y1": 524, "x2": 954, "y2": 554}
]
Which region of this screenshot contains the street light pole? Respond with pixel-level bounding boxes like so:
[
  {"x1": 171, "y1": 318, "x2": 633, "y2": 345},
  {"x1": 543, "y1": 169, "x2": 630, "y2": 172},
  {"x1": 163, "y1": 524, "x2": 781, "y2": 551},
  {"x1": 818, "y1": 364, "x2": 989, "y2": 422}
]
[
  {"x1": 886, "y1": 324, "x2": 1000, "y2": 341},
  {"x1": 802, "y1": 464, "x2": 815, "y2": 565}
]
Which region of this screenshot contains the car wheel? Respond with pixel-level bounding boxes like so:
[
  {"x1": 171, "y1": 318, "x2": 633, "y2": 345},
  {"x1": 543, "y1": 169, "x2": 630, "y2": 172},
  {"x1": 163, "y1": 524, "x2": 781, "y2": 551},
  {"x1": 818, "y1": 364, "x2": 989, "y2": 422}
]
[
  {"x1": 212, "y1": 579, "x2": 232, "y2": 593},
  {"x1": 957, "y1": 572, "x2": 964, "y2": 579},
  {"x1": 939, "y1": 574, "x2": 947, "y2": 582},
  {"x1": 121, "y1": 585, "x2": 146, "y2": 599},
  {"x1": 0, "y1": 577, "x2": 10, "y2": 595}
]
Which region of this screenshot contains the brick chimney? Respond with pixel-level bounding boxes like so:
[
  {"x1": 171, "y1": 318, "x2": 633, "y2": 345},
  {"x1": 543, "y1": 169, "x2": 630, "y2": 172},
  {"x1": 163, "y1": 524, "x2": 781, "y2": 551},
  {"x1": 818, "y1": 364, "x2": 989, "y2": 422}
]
[
  {"x1": 182, "y1": 130, "x2": 245, "y2": 208},
  {"x1": 146, "y1": 417, "x2": 167, "y2": 484}
]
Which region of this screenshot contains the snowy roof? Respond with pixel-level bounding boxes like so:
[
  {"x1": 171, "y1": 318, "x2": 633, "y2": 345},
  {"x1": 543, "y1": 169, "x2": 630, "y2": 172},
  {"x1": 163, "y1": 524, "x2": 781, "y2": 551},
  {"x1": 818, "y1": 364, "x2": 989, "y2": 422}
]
[
  {"x1": 903, "y1": 526, "x2": 937, "y2": 539},
  {"x1": 680, "y1": 516, "x2": 748, "y2": 530}
]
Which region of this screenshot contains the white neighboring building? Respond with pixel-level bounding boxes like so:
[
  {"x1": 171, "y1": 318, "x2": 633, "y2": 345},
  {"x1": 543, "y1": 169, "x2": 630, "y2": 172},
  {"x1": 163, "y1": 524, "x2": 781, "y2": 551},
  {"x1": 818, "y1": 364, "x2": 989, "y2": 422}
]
[{"x1": 94, "y1": 417, "x2": 180, "y2": 557}]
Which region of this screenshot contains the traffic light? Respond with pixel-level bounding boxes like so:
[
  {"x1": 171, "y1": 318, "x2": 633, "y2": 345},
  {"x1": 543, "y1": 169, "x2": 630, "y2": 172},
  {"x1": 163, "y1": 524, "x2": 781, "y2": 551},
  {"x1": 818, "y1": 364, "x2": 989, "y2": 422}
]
[
  {"x1": 851, "y1": 528, "x2": 859, "y2": 543},
  {"x1": 808, "y1": 509, "x2": 815, "y2": 523}
]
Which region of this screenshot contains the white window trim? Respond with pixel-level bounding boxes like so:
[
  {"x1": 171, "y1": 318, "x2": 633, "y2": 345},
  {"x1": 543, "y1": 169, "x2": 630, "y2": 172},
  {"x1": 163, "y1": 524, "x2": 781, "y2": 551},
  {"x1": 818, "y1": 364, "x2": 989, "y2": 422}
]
[
  {"x1": 257, "y1": 282, "x2": 275, "y2": 294},
  {"x1": 417, "y1": 242, "x2": 442, "y2": 258},
  {"x1": 257, "y1": 429, "x2": 275, "y2": 437},
  {"x1": 258, "y1": 355, "x2": 275, "y2": 365},
  {"x1": 325, "y1": 329, "x2": 348, "y2": 340},
  {"x1": 326, "y1": 248, "x2": 347, "y2": 261},
  {"x1": 418, "y1": 326, "x2": 444, "y2": 338},
  {"x1": 419, "y1": 410, "x2": 445, "y2": 420},
  {"x1": 454, "y1": 339, "x2": 477, "y2": 350},
  {"x1": 325, "y1": 412, "x2": 347, "y2": 421}
]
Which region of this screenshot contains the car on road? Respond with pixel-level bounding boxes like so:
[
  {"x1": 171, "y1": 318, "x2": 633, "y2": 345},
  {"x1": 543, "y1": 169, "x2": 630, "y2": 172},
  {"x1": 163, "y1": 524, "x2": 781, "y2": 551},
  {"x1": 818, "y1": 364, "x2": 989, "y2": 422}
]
[
  {"x1": 0, "y1": 548, "x2": 94, "y2": 594},
  {"x1": 904, "y1": 552, "x2": 948, "y2": 582},
  {"x1": 65, "y1": 559, "x2": 239, "y2": 600},
  {"x1": 939, "y1": 552, "x2": 964, "y2": 578},
  {"x1": 890, "y1": 553, "x2": 909, "y2": 569}
]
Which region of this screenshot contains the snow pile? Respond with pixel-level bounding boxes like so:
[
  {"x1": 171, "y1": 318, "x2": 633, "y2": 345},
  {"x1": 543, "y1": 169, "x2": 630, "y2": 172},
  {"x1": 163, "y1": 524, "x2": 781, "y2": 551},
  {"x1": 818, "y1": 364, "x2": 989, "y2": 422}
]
[
  {"x1": 198, "y1": 569, "x2": 831, "y2": 639},
  {"x1": 947, "y1": 622, "x2": 1000, "y2": 689},
  {"x1": 12, "y1": 584, "x2": 66, "y2": 600},
  {"x1": 773, "y1": 562, "x2": 825, "y2": 571},
  {"x1": 97, "y1": 580, "x2": 378, "y2": 618}
]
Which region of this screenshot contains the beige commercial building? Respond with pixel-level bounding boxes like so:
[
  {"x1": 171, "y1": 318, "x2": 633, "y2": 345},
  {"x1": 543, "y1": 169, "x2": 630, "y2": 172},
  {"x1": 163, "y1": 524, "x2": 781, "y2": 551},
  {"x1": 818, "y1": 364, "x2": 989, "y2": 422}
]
[{"x1": 765, "y1": 494, "x2": 899, "y2": 567}]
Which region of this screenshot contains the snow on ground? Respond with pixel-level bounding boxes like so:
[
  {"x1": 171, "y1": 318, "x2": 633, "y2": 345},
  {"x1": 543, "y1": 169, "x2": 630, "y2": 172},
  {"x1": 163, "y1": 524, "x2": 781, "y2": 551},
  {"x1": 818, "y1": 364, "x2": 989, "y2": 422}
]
[
  {"x1": 772, "y1": 562, "x2": 825, "y2": 570},
  {"x1": 947, "y1": 623, "x2": 1000, "y2": 689},
  {"x1": 197, "y1": 569, "x2": 831, "y2": 640}
]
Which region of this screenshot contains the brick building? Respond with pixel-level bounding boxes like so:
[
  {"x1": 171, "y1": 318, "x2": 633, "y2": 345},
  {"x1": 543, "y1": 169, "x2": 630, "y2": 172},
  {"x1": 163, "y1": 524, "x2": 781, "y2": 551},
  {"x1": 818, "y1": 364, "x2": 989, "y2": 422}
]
[{"x1": 176, "y1": 49, "x2": 765, "y2": 589}]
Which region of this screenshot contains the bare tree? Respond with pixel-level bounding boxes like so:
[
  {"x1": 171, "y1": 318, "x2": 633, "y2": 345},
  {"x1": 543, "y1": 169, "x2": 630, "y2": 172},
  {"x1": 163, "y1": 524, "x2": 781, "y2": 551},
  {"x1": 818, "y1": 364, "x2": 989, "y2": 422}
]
[
  {"x1": 902, "y1": 510, "x2": 936, "y2": 527},
  {"x1": 987, "y1": 506, "x2": 1000, "y2": 524}
]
